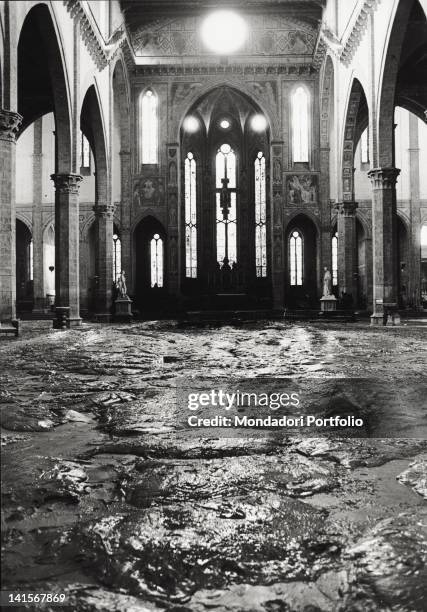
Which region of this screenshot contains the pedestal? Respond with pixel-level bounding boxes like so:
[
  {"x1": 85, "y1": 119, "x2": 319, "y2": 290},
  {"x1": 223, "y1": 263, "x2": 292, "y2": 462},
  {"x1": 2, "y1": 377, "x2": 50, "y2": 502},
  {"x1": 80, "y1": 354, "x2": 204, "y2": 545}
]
[
  {"x1": 370, "y1": 302, "x2": 400, "y2": 326},
  {"x1": 115, "y1": 297, "x2": 133, "y2": 322},
  {"x1": 320, "y1": 296, "x2": 337, "y2": 312}
]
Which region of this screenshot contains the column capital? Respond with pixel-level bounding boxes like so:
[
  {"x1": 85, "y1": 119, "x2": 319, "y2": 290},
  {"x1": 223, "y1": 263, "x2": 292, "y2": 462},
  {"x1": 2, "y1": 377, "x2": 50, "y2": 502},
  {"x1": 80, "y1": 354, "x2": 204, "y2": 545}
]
[
  {"x1": 0, "y1": 109, "x2": 23, "y2": 142},
  {"x1": 51, "y1": 173, "x2": 82, "y2": 194},
  {"x1": 93, "y1": 202, "x2": 115, "y2": 218},
  {"x1": 336, "y1": 201, "x2": 358, "y2": 216},
  {"x1": 368, "y1": 167, "x2": 400, "y2": 189}
]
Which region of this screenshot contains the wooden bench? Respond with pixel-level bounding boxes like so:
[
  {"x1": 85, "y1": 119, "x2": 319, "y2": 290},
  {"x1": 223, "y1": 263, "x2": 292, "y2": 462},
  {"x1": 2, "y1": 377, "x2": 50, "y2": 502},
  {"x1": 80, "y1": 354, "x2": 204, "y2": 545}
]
[{"x1": 0, "y1": 320, "x2": 20, "y2": 337}]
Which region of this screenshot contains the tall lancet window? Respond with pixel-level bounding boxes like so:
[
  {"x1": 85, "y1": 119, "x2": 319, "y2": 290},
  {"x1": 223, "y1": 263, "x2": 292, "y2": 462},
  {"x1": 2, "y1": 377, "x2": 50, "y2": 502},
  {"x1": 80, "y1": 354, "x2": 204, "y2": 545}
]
[
  {"x1": 255, "y1": 152, "x2": 267, "y2": 277},
  {"x1": 360, "y1": 128, "x2": 369, "y2": 164},
  {"x1": 292, "y1": 86, "x2": 309, "y2": 163},
  {"x1": 289, "y1": 230, "x2": 303, "y2": 286},
  {"x1": 150, "y1": 233, "x2": 163, "y2": 288},
  {"x1": 216, "y1": 144, "x2": 237, "y2": 266},
  {"x1": 140, "y1": 89, "x2": 158, "y2": 164},
  {"x1": 332, "y1": 231, "x2": 338, "y2": 286},
  {"x1": 185, "y1": 152, "x2": 197, "y2": 278}
]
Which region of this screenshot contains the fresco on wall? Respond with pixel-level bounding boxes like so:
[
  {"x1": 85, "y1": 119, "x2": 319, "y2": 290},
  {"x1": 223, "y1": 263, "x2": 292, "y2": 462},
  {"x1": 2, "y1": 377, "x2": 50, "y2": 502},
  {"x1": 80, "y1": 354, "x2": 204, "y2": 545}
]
[
  {"x1": 129, "y1": 16, "x2": 316, "y2": 58},
  {"x1": 133, "y1": 178, "x2": 165, "y2": 207},
  {"x1": 286, "y1": 175, "x2": 318, "y2": 204}
]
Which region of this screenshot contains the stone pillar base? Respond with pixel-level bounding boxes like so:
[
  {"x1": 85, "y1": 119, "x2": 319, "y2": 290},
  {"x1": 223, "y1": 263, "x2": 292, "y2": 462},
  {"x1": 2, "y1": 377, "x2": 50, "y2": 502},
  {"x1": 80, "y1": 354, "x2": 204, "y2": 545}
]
[
  {"x1": 53, "y1": 306, "x2": 70, "y2": 330},
  {"x1": 320, "y1": 296, "x2": 337, "y2": 312},
  {"x1": 68, "y1": 317, "x2": 83, "y2": 328},
  {"x1": 370, "y1": 313, "x2": 384, "y2": 326},
  {"x1": 370, "y1": 304, "x2": 401, "y2": 327},
  {"x1": 114, "y1": 297, "x2": 133, "y2": 322}
]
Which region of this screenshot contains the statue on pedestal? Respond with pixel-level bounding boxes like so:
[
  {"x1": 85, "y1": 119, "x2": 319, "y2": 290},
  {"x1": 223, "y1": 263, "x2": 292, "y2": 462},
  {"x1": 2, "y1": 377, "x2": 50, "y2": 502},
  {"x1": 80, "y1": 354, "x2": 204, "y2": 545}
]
[
  {"x1": 322, "y1": 266, "x2": 332, "y2": 298},
  {"x1": 116, "y1": 271, "x2": 128, "y2": 299},
  {"x1": 320, "y1": 266, "x2": 337, "y2": 313},
  {"x1": 114, "y1": 271, "x2": 133, "y2": 321}
]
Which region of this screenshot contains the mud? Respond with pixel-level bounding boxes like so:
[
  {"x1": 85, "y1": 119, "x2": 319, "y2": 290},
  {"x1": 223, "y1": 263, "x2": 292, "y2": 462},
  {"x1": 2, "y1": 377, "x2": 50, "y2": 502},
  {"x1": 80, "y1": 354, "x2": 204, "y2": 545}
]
[{"x1": 1, "y1": 321, "x2": 427, "y2": 611}]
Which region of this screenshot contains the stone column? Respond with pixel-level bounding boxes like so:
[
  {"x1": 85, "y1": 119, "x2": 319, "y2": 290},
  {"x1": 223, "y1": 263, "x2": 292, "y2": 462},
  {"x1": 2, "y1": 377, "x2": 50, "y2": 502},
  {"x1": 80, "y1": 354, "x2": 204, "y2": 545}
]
[
  {"x1": 32, "y1": 118, "x2": 45, "y2": 313},
  {"x1": 93, "y1": 202, "x2": 114, "y2": 321},
  {"x1": 51, "y1": 173, "x2": 82, "y2": 327},
  {"x1": 336, "y1": 201, "x2": 358, "y2": 303},
  {"x1": 319, "y1": 143, "x2": 332, "y2": 287},
  {"x1": 368, "y1": 167, "x2": 400, "y2": 325},
  {"x1": 271, "y1": 141, "x2": 284, "y2": 310},
  {"x1": 408, "y1": 114, "x2": 421, "y2": 309},
  {"x1": 0, "y1": 109, "x2": 22, "y2": 322},
  {"x1": 119, "y1": 151, "x2": 132, "y2": 290}
]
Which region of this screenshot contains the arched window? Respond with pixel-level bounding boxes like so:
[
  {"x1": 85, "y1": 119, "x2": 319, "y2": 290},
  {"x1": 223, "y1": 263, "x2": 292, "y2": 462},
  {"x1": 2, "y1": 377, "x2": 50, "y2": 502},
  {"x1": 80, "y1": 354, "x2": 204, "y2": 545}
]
[
  {"x1": 150, "y1": 233, "x2": 163, "y2": 287},
  {"x1": 255, "y1": 152, "x2": 267, "y2": 277},
  {"x1": 79, "y1": 132, "x2": 91, "y2": 171},
  {"x1": 292, "y1": 86, "x2": 309, "y2": 163},
  {"x1": 140, "y1": 89, "x2": 158, "y2": 164},
  {"x1": 360, "y1": 128, "x2": 369, "y2": 165},
  {"x1": 113, "y1": 232, "x2": 122, "y2": 283},
  {"x1": 29, "y1": 239, "x2": 33, "y2": 281},
  {"x1": 185, "y1": 152, "x2": 197, "y2": 278},
  {"x1": 332, "y1": 231, "x2": 338, "y2": 286},
  {"x1": 216, "y1": 144, "x2": 237, "y2": 266},
  {"x1": 289, "y1": 230, "x2": 303, "y2": 286}
]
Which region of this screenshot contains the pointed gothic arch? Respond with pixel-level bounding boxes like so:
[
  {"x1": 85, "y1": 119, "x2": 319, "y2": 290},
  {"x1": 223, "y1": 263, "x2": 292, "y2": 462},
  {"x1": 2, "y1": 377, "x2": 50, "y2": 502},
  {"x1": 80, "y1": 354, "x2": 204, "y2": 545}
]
[
  {"x1": 341, "y1": 78, "x2": 369, "y2": 201},
  {"x1": 18, "y1": 4, "x2": 72, "y2": 172}
]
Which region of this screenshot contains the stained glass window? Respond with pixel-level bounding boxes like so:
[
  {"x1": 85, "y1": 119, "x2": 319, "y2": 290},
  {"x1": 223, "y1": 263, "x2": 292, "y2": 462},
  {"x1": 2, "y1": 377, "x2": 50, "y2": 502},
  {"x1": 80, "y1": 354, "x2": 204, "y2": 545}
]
[
  {"x1": 140, "y1": 89, "x2": 158, "y2": 165},
  {"x1": 185, "y1": 152, "x2": 197, "y2": 278},
  {"x1": 360, "y1": 128, "x2": 369, "y2": 164},
  {"x1": 113, "y1": 233, "x2": 121, "y2": 283},
  {"x1": 292, "y1": 87, "x2": 309, "y2": 163},
  {"x1": 216, "y1": 144, "x2": 237, "y2": 266},
  {"x1": 332, "y1": 231, "x2": 338, "y2": 286},
  {"x1": 150, "y1": 233, "x2": 163, "y2": 288},
  {"x1": 255, "y1": 152, "x2": 267, "y2": 277},
  {"x1": 289, "y1": 230, "x2": 303, "y2": 286}
]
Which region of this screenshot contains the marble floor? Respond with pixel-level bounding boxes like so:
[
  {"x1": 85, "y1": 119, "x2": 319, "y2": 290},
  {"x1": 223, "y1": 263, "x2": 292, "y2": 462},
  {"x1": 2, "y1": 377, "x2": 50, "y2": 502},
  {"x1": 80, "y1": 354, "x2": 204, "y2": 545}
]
[{"x1": 1, "y1": 320, "x2": 427, "y2": 611}]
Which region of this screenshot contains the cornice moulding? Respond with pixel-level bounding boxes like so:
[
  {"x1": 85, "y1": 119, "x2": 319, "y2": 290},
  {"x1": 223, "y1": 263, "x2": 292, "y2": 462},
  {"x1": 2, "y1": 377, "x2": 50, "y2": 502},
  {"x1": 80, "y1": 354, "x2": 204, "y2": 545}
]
[{"x1": 340, "y1": 0, "x2": 380, "y2": 67}]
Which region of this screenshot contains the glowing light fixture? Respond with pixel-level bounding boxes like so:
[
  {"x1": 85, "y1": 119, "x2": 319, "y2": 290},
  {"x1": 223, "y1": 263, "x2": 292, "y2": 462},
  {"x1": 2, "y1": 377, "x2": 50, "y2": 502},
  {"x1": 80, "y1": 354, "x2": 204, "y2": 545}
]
[
  {"x1": 251, "y1": 114, "x2": 267, "y2": 132},
  {"x1": 220, "y1": 119, "x2": 231, "y2": 129},
  {"x1": 201, "y1": 11, "x2": 247, "y2": 54},
  {"x1": 183, "y1": 116, "x2": 199, "y2": 133}
]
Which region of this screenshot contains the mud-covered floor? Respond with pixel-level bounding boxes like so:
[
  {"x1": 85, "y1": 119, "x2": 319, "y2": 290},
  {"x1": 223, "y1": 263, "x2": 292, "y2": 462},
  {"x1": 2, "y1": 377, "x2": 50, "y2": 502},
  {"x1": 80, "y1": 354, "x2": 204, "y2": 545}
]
[{"x1": 1, "y1": 320, "x2": 427, "y2": 612}]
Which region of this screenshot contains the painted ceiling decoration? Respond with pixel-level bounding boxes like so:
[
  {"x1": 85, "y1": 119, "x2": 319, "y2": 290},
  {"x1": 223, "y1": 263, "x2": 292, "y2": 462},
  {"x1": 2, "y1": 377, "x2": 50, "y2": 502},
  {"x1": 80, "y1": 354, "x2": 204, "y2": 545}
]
[{"x1": 119, "y1": 0, "x2": 323, "y2": 65}]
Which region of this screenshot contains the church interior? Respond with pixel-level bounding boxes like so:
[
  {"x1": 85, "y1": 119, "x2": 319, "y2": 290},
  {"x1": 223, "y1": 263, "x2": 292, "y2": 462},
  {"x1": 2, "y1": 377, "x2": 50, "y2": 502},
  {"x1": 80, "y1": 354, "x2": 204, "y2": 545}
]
[{"x1": 1, "y1": 1, "x2": 427, "y2": 610}]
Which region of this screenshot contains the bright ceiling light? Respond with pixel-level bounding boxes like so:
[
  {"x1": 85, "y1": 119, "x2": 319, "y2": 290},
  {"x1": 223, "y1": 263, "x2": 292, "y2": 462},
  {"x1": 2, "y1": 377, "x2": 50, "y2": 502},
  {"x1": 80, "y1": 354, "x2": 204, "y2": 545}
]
[
  {"x1": 251, "y1": 114, "x2": 268, "y2": 132},
  {"x1": 183, "y1": 116, "x2": 199, "y2": 133},
  {"x1": 201, "y1": 11, "x2": 247, "y2": 54}
]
